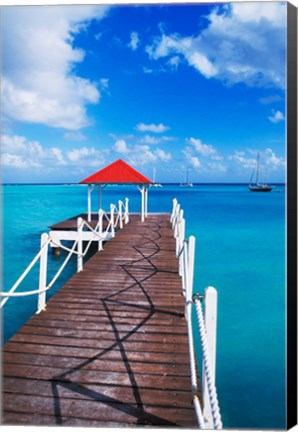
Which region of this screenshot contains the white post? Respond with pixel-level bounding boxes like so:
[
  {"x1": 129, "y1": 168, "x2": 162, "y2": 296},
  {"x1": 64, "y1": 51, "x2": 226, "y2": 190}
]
[
  {"x1": 175, "y1": 209, "x2": 184, "y2": 256},
  {"x1": 182, "y1": 239, "x2": 188, "y2": 297},
  {"x1": 77, "y1": 217, "x2": 83, "y2": 272},
  {"x1": 118, "y1": 200, "x2": 123, "y2": 229},
  {"x1": 98, "y1": 209, "x2": 103, "y2": 251},
  {"x1": 141, "y1": 185, "x2": 145, "y2": 222},
  {"x1": 145, "y1": 186, "x2": 148, "y2": 217},
  {"x1": 87, "y1": 185, "x2": 92, "y2": 222},
  {"x1": 37, "y1": 233, "x2": 49, "y2": 313},
  {"x1": 110, "y1": 204, "x2": 115, "y2": 237},
  {"x1": 174, "y1": 204, "x2": 180, "y2": 238},
  {"x1": 125, "y1": 198, "x2": 129, "y2": 223},
  {"x1": 203, "y1": 286, "x2": 218, "y2": 427},
  {"x1": 98, "y1": 184, "x2": 102, "y2": 211},
  {"x1": 179, "y1": 218, "x2": 185, "y2": 276},
  {"x1": 171, "y1": 198, "x2": 177, "y2": 224},
  {"x1": 186, "y1": 235, "x2": 195, "y2": 319}
]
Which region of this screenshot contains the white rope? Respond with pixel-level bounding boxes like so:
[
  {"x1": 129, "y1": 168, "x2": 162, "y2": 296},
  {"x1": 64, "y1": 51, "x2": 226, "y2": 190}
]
[
  {"x1": 193, "y1": 395, "x2": 207, "y2": 429},
  {"x1": 50, "y1": 238, "x2": 81, "y2": 255},
  {"x1": 114, "y1": 213, "x2": 120, "y2": 227},
  {"x1": 47, "y1": 238, "x2": 79, "y2": 289},
  {"x1": 194, "y1": 297, "x2": 223, "y2": 429},
  {"x1": 82, "y1": 219, "x2": 100, "y2": 234},
  {"x1": 0, "y1": 236, "x2": 51, "y2": 308},
  {"x1": 1, "y1": 200, "x2": 129, "y2": 309},
  {"x1": 0, "y1": 285, "x2": 50, "y2": 298},
  {"x1": 186, "y1": 300, "x2": 199, "y2": 395},
  {"x1": 186, "y1": 293, "x2": 207, "y2": 430},
  {"x1": 172, "y1": 200, "x2": 222, "y2": 429}
]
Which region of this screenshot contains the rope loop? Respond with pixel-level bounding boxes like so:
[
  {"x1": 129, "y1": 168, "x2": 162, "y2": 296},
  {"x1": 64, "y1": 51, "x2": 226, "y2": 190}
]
[{"x1": 192, "y1": 292, "x2": 204, "y2": 302}]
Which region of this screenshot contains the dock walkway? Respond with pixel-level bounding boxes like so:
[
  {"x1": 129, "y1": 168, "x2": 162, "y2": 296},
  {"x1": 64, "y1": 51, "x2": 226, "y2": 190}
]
[{"x1": 2, "y1": 214, "x2": 198, "y2": 427}]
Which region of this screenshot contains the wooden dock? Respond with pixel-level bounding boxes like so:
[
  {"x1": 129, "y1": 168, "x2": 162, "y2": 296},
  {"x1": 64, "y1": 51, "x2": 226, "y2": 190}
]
[
  {"x1": 2, "y1": 214, "x2": 199, "y2": 427},
  {"x1": 49, "y1": 212, "x2": 106, "y2": 230}
]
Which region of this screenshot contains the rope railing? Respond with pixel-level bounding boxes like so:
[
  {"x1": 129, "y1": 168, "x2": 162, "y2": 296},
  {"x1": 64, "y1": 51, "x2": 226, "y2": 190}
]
[
  {"x1": 193, "y1": 293, "x2": 223, "y2": 429},
  {"x1": 1, "y1": 198, "x2": 130, "y2": 314},
  {"x1": 170, "y1": 198, "x2": 223, "y2": 430},
  {"x1": 0, "y1": 236, "x2": 52, "y2": 308}
]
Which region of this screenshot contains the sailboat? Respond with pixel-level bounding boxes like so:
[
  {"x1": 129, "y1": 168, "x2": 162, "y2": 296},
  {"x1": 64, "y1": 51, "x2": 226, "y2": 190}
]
[
  {"x1": 152, "y1": 168, "x2": 162, "y2": 188},
  {"x1": 180, "y1": 168, "x2": 193, "y2": 187},
  {"x1": 248, "y1": 152, "x2": 272, "y2": 192}
]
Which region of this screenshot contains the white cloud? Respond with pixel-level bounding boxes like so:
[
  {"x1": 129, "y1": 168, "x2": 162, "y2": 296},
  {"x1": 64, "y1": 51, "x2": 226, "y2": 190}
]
[
  {"x1": 231, "y1": 2, "x2": 286, "y2": 27},
  {"x1": 183, "y1": 146, "x2": 201, "y2": 170},
  {"x1": 190, "y1": 156, "x2": 201, "y2": 169},
  {"x1": 228, "y1": 151, "x2": 256, "y2": 169},
  {"x1": 146, "y1": 2, "x2": 286, "y2": 88},
  {"x1": 67, "y1": 146, "x2": 105, "y2": 167},
  {"x1": 183, "y1": 140, "x2": 226, "y2": 173},
  {"x1": 188, "y1": 137, "x2": 220, "y2": 158},
  {"x1": 100, "y1": 78, "x2": 109, "y2": 90},
  {"x1": 263, "y1": 148, "x2": 285, "y2": 169},
  {"x1": 139, "y1": 134, "x2": 174, "y2": 145},
  {"x1": 167, "y1": 56, "x2": 181, "y2": 70},
  {"x1": 229, "y1": 148, "x2": 285, "y2": 171},
  {"x1": 112, "y1": 139, "x2": 171, "y2": 166},
  {"x1": 136, "y1": 122, "x2": 170, "y2": 133},
  {"x1": 1, "y1": 134, "x2": 67, "y2": 168},
  {"x1": 268, "y1": 110, "x2": 285, "y2": 124},
  {"x1": 128, "y1": 32, "x2": 140, "y2": 50},
  {"x1": 2, "y1": 6, "x2": 109, "y2": 130},
  {"x1": 155, "y1": 148, "x2": 172, "y2": 162},
  {"x1": 113, "y1": 139, "x2": 130, "y2": 154},
  {"x1": 64, "y1": 131, "x2": 87, "y2": 142},
  {"x1": 1, "y1": 134, "x2": 107, "y2": 170}
]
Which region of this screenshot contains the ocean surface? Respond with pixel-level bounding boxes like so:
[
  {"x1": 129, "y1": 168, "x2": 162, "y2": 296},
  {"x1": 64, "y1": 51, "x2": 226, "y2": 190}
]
[{"x1": 1, "y1": 183, "x2": 286, "y2": 429}]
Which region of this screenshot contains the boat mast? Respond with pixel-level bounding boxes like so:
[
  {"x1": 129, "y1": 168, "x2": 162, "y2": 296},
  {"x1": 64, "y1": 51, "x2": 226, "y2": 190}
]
[
  {"x1": 256, "y1": 152, "x2": 260, "y2": 185},
  {"x1": 153, "y1": 167, "x2": 156, "y2": 183},
  {"x1": 185, "y1": 168, "x2": 189, "y2": 184}
]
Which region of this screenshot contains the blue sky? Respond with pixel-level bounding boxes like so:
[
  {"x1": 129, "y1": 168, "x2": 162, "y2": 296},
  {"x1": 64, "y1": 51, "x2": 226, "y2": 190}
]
[{"x1": 1, "y1": 2, "x2": 288, "y2": 183}]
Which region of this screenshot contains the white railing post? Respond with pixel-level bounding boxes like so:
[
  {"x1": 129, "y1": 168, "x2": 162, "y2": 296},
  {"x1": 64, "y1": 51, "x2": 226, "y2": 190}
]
[
  {"x1": 171, "y1": 198, "x2": 177, "y2": 224},
  {"x1": 174, "y1": 204, "x2": 180, "y2": 238},
  {"x1": 118, "y1": 200, "x2": 123, "y2": 229},
  {"x1": 182, "y1": 239, "x2": 188, "y2": 297},
  {"x1": 37, "y1": 233, "x2": 49, "y2": 313},
  {"x1": 186, "y1": 235, "x2": 195, "y2": 319},
  {"x1": 125, "y1": 198, "x2": 129, "y2": 223},
  {"x1": 203, "y1": 286, "x2": 218, "y2": 427},
  {"x1": 87, "y1": 185, "x2": 92, "y2": 222},
  {"x1": 110, "y1": 204, "x2": 115, "y2": 237},
  {"x1": 98, "y1": 209, "x2": 103, "y2": 251},
  {"x1": 179, "y1": 218, "x2": 185, "y2": 276},
  {"x1": 175, "y1": 209, "x2": 183, "y2": 256},
  {"x1": 77, "y1": 217, "x2": 83, "y2": 272}
]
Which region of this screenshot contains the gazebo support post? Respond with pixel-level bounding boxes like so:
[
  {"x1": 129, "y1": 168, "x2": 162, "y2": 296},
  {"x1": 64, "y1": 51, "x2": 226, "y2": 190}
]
[
  {"x1": 145, "y1": 186, "x2": 148, "y2": 217},
  {"x1": 98, "y1": 184, "x2": 102, "y2": 212},
  {"x1": 138, "y1": 185, "x2": 145, "y2": 222},
  {"x1": 87, "y1": 185, "x2": 92, "y2": 222}
]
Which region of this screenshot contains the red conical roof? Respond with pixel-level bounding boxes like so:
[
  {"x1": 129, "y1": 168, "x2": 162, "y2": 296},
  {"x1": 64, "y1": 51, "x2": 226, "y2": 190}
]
[{"x1": 80, "y1": 159, "x2": 153, "y2": 184}]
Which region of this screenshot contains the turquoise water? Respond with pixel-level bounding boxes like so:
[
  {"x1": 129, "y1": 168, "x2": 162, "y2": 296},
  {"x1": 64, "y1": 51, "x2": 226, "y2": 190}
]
[{"x1": 1, "y1": 184, "x2": 286, "y2": 429}]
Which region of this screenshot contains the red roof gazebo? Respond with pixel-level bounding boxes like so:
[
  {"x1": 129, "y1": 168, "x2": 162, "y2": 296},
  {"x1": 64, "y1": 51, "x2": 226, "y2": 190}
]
[{"x1": 80, "y1": 159, "x2": 153, "y2": 222}]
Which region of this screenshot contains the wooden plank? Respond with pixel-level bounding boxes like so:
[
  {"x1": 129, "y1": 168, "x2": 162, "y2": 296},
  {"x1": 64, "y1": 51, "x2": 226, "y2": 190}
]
[
  {"x1": 2, "y1": 214, "x2": 198, "y2": 427},
  {"x1": 3, "y1": 377, "x2": 194, "y2": 407}
]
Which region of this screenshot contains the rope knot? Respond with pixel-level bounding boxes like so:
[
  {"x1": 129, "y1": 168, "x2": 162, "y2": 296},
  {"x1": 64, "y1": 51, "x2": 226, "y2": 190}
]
[{"x1": 192, "y1": 293, "x2": 204, "y2": 302}]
